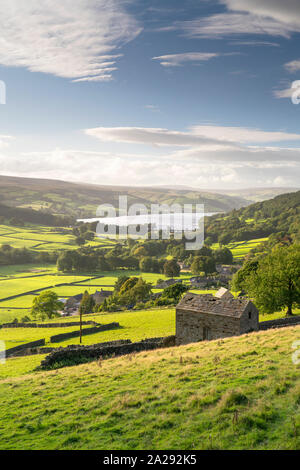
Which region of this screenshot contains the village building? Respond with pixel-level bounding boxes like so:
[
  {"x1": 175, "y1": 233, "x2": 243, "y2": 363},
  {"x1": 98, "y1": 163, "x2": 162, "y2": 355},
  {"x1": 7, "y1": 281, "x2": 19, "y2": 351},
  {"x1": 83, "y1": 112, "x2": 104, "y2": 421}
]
[
  {"x1": 176, "y1": 292, "x2": 259, "y2": 345},
  {"x1": 64, "y1": 293, "x2": 83, "y2": 314},
  {"x1": 63, "y1": 289, "x2": 113, "y2": 315},
  {"x1": 156, "y1": 279, "x2": 182, "y2": 289},
  {"x1": 189, "y1": 276, "x2": 209, "y2": 288},
  {"x1": 93, "y1": 289, "x2": 113, "y2": 305}
]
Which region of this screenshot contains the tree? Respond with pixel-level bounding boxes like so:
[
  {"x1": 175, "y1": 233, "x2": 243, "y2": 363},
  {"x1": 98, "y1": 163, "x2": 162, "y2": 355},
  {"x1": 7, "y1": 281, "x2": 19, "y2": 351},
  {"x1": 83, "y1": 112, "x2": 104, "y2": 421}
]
[
  {"x1": 139, "y1": 256, "x2": 163, "y2": 273},
  {"x1": 133, "y1": 246, "x2": 148, "y2": 258},
  {"x1": 79, "y1": 290, "x2": 95, "y2": 315},
  {"x1": 231, "y1": 258, "x2": 259, "y2": 292},
  {"x1": 242, "y1": 244, "x2": 300, "y2": 316},
  {"x1": 114, "y1": 275, "x2": 130, "y2": 293},
  {"x1": 98, "y1": 256, "x2": 111, "y2": 271},
  {"x1": 163, "y1": 259, "x2": 180, "y2": 278},
  {"x1": 215, "y1": 247, "x2": 233, "y2": 265},
  {"x1": 139, "y1": 256, "x2": 153, "y2": 272},
  {"x1": 57, "y1": 251, "x2": 74, "y2": 272},
  {"x1": 84, "y1": 231, "x2": 95, "y2": 241},
  {"x1": 119, "y1": 277, "x2": 152, "y2": 305},
  {"x1": 191, "y1": 256, "x2": 216, "y2": 276},
  {"x1": 75, "y1": 236, "x2": 86, "y2": 246},
  {"x1": 119, "y1": 277, "x2": 139, "y2": 295},
  {"x1": 204, "y1": 236, "x2": 213, "y2": 246},
  {"x1": 162, "y1": 283, "x2": 188, "y2": 303},
  {"x1": 218, "y1": 233, "x2": 232, "y2": 247},
  {"x1": 31, "y1": 291, "x2": 63, "y2": 321}
]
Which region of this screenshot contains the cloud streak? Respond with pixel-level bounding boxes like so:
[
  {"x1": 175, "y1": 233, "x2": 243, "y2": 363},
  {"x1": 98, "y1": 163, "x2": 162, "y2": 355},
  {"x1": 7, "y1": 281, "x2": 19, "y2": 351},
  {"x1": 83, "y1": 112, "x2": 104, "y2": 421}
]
[
  {"x1": 177, "y1": 0, "x2": 300, "y2": 39},
  {"x1": 0, "y1": 0, "x2": 141, "y2": 82},
  {"x1": 152, "y1": 52, "x2": 219, "y2": 67},
  {"x1": 85, "y1": 126, "x2": 237, "y2": 148},
  {"x1": 85, "y1": 125, "x2": 300, "y2": 147},
  {"x1": 285, "y1": 59, "x2": 300, "y2": 72}
]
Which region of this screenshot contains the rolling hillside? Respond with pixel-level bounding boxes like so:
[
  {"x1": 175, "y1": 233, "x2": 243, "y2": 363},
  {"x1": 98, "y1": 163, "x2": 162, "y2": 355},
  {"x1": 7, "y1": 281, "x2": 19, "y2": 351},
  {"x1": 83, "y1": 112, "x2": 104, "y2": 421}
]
[
  {"x1": 0, "y1": 325, "x2": 299, "y2": 449},
  {"x1": 206, "y1": 190, "x2": 300, "y2": 244},
  {"x1": 0, "y1": 175, "x2": 251, "y2": 218}
]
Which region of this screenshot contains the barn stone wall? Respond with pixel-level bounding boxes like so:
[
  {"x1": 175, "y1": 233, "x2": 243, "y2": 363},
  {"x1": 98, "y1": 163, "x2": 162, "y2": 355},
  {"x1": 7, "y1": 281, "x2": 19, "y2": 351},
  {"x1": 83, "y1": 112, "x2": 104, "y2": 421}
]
[
  {"x1": 176, "y1": 309, "x2": 240, "y2": 345},
  {"x1": 240, "y1": 303, "x2": 259, "y2": 333}
]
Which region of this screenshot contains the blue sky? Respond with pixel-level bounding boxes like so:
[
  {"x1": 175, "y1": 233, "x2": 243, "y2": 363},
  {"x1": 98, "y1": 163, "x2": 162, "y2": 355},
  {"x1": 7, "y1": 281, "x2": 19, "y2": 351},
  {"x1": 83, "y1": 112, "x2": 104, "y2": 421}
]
[{"x1": 0, "y1": 0, "x2": 300, "y2": 189}]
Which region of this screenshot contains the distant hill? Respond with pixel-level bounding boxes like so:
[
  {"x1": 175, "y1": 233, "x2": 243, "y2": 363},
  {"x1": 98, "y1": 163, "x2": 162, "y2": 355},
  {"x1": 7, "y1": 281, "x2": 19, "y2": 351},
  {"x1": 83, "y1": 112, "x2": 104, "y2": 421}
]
[
  {"x1": 156, "y1": 185, "x2": 299, "y2": 203},
  {"x1": 0, "y1": 175, "x2": 250, "y2": 219},
  {"x1": 211, "y1": 187, "x2": 299, "y2": 203}
]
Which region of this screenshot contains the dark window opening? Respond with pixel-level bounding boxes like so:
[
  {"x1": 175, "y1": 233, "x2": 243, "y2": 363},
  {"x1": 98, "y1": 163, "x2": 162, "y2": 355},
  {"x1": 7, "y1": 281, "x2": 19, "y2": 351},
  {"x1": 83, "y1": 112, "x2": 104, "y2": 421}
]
[{"x1": 248, "y1": 311, "x2": 252, "y2": 319}]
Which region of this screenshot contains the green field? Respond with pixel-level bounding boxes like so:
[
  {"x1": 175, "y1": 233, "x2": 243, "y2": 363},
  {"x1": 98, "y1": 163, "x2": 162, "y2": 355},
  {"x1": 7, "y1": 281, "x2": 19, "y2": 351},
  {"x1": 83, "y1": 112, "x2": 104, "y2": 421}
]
[
  {"x1": 0, "y1": 307, "x2": 175, "y2": 354},
  {"x1": 1, "y1": 304, "x2": 299, "y2": 378},
  {"x1": 211, "y1": 238, "x2": 268, "y2": 259},
  {"x1": 0, "y1": 325, "x2": 299, "y2": 449},
  {"x1": 2, "y1": 324, "x2": 95, "y2": 350},
  {"x1": 0, "y1": 273, "x2": 91, "y2": 300},
  {"x1": 0, "y1": 224, "x2": 116, "y2": 252},
  {"x1": 0, "y1": 267, "x2": 197, "y2": 325}
]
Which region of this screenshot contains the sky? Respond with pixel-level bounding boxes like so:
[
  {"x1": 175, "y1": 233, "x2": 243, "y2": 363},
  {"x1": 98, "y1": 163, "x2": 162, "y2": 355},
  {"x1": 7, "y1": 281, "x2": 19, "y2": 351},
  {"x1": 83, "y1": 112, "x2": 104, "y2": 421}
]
[{"x1": 0, "y1": 0, "x2": 300, "y2": 190}]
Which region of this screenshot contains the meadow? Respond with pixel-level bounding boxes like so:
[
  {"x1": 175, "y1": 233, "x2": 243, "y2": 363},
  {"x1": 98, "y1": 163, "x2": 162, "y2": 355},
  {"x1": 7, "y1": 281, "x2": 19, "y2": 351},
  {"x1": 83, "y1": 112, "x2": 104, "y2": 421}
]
[
  {"x1": 211, "y1": 238, "x2": 268, "y2": 260},
  {"x1": 0, "y1": 224, "x2": 116, "y2": 252},
  {"x1": 1, "y1": 304, "x2": 299, "y2": 380},
  {"x1": 0, "y1": 266, "x2": 197, "y2": 324},
  {"x1": 0, "y1": 325, "x2": 299, "y2": 450}
]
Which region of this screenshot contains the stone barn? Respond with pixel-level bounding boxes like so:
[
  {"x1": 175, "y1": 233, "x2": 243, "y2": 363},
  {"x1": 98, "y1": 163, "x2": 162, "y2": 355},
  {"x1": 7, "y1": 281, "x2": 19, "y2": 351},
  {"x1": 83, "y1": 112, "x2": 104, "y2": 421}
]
[{"x1": 176, "y1": 293, "x2": 259, "y2": 345}]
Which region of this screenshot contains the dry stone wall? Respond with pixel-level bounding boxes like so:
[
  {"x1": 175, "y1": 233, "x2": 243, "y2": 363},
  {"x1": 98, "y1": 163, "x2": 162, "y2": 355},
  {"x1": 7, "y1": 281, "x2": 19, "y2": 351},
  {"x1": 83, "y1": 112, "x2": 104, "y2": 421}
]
[
  {"x1": 40, "y1": 337, "x2": 167, "y2": 369},
  {"x1": 50, "y1": 322, "x2": 120, "y2": 342}
]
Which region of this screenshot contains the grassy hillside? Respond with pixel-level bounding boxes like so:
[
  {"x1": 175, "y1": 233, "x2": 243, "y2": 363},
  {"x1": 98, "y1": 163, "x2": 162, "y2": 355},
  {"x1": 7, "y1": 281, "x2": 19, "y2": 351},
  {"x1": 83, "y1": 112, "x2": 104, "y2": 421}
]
[
  {"x1": 206, "y1": 190, "x2": 300, "y2": 244},
  {"x1": 0, "y1": 174, "x2": 250, "y2": 218},
  {"x1": 0, "y1": 325, "x2": 299, "y2": 450}
]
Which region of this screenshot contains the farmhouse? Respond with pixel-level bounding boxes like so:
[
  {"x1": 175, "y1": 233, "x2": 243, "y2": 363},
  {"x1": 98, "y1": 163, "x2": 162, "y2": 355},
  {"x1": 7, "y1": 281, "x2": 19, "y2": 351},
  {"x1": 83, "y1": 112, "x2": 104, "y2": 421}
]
[
  {"x1": 63, "y1": 290, "x2": 113, "y2": 315},
  {"x1": 65, "y1": 293, "x2": 83, "y2": 311},
  {"x1": 176, "y1": 292, "x2": 258, "y2": 345},
  {"x1": 93, "y1": 289, "x2": 113, "y2": 305}
]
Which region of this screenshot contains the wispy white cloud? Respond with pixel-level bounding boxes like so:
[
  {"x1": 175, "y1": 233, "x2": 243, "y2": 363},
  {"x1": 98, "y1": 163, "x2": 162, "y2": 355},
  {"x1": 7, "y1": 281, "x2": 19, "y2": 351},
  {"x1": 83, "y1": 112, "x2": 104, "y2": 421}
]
[
  {"x1": 145, "y1": 104, "x2": 160, "y2": 112},
  {"x1": 285, "y1": 59, "x2": 300, "y2": 72},
  {"x1": 1, "y1": 143, "x2": 298, "y2": 189},
  {"x1": 180, "y1": 13, "x2": 298, "y2": 39},
  {"x1": 152, "y1": 52, "x2": 219, "y2": 67},
  {"x1": 0, "y1": 0, "x2": 141, "y2": 82},
  {"x1": 224, "y1": 1, "x2": 300, "y2": 27},
  {"x1": 79, "y1": 125, "x2": 300, "y2": 187},
  {"x1": 85, "y1": 125, "x2": 300, "y2": 147},
  {"x1": 178, "y1": 0, "x2": 300, "y2": 39},
  {"x1": 190, "y1": 125, "x2": 300, "y2": 143},
  {"x1": 274, "y1": 86, "x2": 294, "y2": 99},
  {"x1": 229, "y1": 40, "x2": 280, "y2": 47},
  {"x1": 85, "y1": 126, "x2": 236, "y2": 148}
]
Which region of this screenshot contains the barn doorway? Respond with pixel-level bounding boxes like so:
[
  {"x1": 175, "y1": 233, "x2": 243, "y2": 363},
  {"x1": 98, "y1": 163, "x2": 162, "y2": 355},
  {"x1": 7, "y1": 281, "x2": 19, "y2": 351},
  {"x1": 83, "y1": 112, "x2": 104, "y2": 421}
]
[{"x1": 203, "y1": 326, "x2": 211, "y2": 340}]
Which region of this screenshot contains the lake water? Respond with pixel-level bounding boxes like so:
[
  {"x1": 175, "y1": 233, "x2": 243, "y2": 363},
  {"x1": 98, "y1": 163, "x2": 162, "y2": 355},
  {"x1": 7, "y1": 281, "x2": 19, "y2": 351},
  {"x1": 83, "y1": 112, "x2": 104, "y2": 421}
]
[{"x1": 78, "y1": 212, "x2": 217, "y2": 231}]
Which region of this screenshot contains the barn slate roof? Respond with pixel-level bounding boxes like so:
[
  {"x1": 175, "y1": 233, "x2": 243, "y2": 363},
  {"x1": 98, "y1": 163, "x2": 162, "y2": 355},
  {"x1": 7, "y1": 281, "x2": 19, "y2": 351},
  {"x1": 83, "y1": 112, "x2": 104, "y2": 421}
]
[{"x1": 176, "y1": 293, "x2": 253, "y2": 318}]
